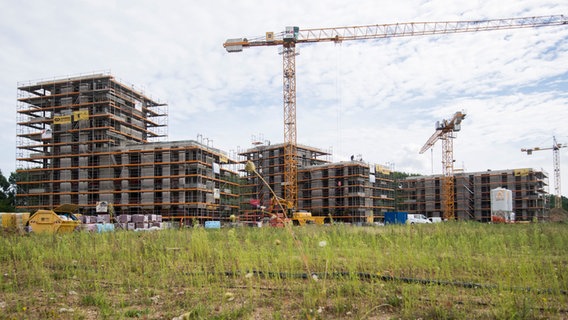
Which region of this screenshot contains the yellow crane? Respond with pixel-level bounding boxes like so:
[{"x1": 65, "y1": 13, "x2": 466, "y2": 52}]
[
  {"x1": 522, "y1": 136, "x2": 566, "y2": 209},
  {"x1": 224, "y1": 15, "x2": 567, "y2": 210},
  {"x1": 419, "y1": 111, "x2": 466, "y2": 220}
]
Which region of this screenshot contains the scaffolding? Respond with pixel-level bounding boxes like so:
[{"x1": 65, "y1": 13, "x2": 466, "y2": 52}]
[
  {"x1": 17, "y1": 73, "x2": 165, "y2": 210},
  {"x1": 16, "y1": 73, "x2": 239, "y2": 221},
  {"x1": 300, "y1": 162, "x2": 395, "y2": 223},
  {"x1": 238, "y1": 142, "x2": 395, "y2": 223},
  {"x1": 238, "y1": 142, "x2": 329, "y2": 221},
  {"x1": 400, "y1": 168, "x2": 548, "y2": 221},
  {"x1": 18, "y1": 73, "x2": 549, "y2": 224}
]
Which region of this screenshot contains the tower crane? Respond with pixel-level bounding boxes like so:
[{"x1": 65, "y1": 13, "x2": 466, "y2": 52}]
[
  {"x1": 419, "y1": 111, "x2": 466, "y2": 220},
  {"x1": 522, "y1": 136, "x2": 566, "y2": 209},
  {"x1": 223, "y1": 15, "x2": 567, "y2": 210}
]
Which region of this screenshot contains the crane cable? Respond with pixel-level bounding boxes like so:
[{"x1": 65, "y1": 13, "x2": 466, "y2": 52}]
[{"x1": 335, "y1": 42, "x2": 343, "y2": 161}]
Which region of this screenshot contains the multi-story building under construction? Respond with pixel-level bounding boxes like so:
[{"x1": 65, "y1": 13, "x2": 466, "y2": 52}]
[
  {"x1": 15, "y1": 73, "x2": 549, "y2": 224},
  {"x1": 239, "y1": 142, "x2": 395, "y2": 223},
  {"x1": 16, "y1": 73, "x2": 240, "y2": 221},
  {"x1": 399, "y1": 168, "x2": 548, "y2": 221}
]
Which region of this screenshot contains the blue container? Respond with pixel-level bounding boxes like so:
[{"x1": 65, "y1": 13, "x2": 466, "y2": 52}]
[
  {"x1": 384, "y1": 212, "x2": 408, "y2": 225},
  {"x1": 204, "y1": 221, "x2": 221, "y2": 229}
]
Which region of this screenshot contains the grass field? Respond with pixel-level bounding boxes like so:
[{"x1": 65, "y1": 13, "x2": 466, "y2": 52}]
[{"x1": 1, "y1": 222, "x2": 567, "y2": 319}]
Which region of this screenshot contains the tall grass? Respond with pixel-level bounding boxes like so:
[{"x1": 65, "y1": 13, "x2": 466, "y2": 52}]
[{"x1": 1, "y1": 222, "x2": 567, "y2": 319}]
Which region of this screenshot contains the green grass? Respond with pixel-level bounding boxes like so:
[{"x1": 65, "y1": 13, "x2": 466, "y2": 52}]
[{"x1": 1, "y1": 222, "x2": 567, "y2": 319}]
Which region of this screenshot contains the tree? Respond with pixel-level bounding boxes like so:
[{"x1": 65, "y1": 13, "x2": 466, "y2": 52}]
[
  {"x1": 9, "y1": 171, "x2": 28, "y2": 209},
  {"x1": 0, "y1": 170, "x2": 15, "y2": 212},
  {"x1": 546, "y1": 194, "x2": 567, "y2": 210}
]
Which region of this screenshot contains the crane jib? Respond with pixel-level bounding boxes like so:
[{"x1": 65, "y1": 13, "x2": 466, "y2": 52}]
[{"x1": 224, "y1": 15, "x2": 567, "y2": 51}]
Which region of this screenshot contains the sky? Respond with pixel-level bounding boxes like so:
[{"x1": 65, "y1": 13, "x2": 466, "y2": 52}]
[{"x1": 1, "y1": 1, "x2": 567, "y2": 195}]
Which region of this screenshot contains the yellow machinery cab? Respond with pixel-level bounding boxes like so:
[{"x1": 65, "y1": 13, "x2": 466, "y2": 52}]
[{"x1": 292, "y1": 211, "x2": 325, "y2": 226}]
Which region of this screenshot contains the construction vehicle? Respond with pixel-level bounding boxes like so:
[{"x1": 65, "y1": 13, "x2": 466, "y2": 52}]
[
  {"x1": 263, "y1": 196, "x2": 325, "y2": 227},
  {"x1": 292, "y1": 211, "x2": 325, "y2": 226},
  {"x1": 27, "y1": 204, "x2": 81, "y2": 234},
  {"x1": 419, "y1": 111, "x2": 466, "y2": 221},
  {"x1": 244, "y1": 160, "x2": 325, "y2": 226},
  {"x1": 224, "y1": 15, "x2": 567, "y2": 218},
  {"x1": 407, "y1": 214, "x2": 432, "y2": 224}
]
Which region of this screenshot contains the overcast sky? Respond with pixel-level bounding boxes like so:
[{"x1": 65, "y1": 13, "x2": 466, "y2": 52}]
[{"x1": 1, "y1": 1, "x2": 567, "y2": 195}]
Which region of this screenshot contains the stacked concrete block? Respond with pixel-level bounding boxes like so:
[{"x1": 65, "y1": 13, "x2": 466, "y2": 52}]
[
  {"x1": 135, "y1": 222, "x2": 148, "y2": 229},
  {"x1": 96, "y1": 214, "x2": 111, "y2": 223},
  {"x1": 132, "y1": 214, "x2": 148, "y2": 229},
  {"x1": 131, "y1": 214, "x2": 148, "y2": 223},
  {"x1": 116, "y1": 214, "x2": 135, "y2": 230},
  {"x1": 117, "y1": 214, "x2": 131, "y2": 223}
]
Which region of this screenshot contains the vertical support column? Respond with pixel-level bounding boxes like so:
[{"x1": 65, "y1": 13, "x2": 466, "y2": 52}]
[
  {"x1": 282, "y1": 42, "x2": 298, "y2": 209},
  {"x1": 442, "y1": 133, "x2": 455, "y2": 220},
  {"x1": 553, "y1": 137, "x2": 561, "y2": 209}
]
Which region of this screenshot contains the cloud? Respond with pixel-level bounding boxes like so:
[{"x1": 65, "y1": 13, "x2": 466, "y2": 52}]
[{"x1": 1, "y1": 0, "x2": 567, "y2": 194}]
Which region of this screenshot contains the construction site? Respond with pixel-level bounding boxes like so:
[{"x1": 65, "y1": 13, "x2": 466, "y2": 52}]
[
  {"x1": 400, "y1": 169, "x2": 548, "y2": 222},
  {"x1": 239, "y1": 142, "x2": 396, "y2": 224},
  {"x1": 16, "y1": 74, "x2": 241, "y2": 223},
  {"x1": 15, "y1": 73, "x2": 398, "y2": 224},
  {"x1": 15, "y1": 72, "x2": 552, "y2": 225},
  {"x1": 14, "y1": 15, "x2": 568, "y2": 226}
]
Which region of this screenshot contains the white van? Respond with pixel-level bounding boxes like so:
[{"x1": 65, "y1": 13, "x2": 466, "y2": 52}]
[
  {"x1": 428, "y1": 217, "x2": 443, "y2": 223},
  {"x1": 407, "y1": 214, "x2": 432, "y2": 224}
]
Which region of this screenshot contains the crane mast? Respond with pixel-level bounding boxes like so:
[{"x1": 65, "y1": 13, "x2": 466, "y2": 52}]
[
  {"x1": 420, "y1": 111, "x2": 466, "y2": 220},
  {"x1": 224, "y1": 15, "x2": 567, "y2": 211},
  {"x1": 282, "y1": 40, "x2": 298, "y2": 207},
  {"x1": 522, "y1": 136, "x2": 566, "y2": 209}
]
